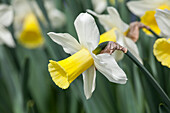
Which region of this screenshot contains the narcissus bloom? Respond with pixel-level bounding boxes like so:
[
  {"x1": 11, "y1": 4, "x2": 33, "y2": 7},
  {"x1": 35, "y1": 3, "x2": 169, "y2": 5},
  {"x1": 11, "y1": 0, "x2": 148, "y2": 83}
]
[
  {"x1": 87, "y1": 7, "x2": 142, "y2": 63},
  {"x1": 13, "y1": 0, "x2": 66, "y2": 49},
  {"x1": 48, "y1": 13, "x2": 127, "y2": 99},
  {"x1": 0, "y1": 4, "x2": 15, "y2": 48},
  {"x1": 153, "y1": 9, "x2": 170, "y2": 68},
  {"x1": 127, "y1": 0, "x2": 170, "y2": 36}
]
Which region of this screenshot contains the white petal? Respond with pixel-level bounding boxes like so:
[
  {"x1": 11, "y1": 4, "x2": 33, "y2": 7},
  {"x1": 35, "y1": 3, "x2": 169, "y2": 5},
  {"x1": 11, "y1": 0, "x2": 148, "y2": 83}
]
[
  {"x1": 112, "y1": 51, "x2": 124, "y2": 61},
  {"x1": 155, "y1": 9, "x2": 170, "y2": 38},
  {"x1": 87, "y1": 9, "x2": 115, "y2": 31},
  {"x1": 112, "y1": 30, "x2": 125, "y2": 61},
  {"x1": 47, "y1": 32, "x2": 81, "y2": 55},
  {"x1": 93, "y1": 53, "x2": 127, "y2": 84},
  {"x1": 0, "y1": 25, "x2": 15, "y2": 48},
  {"x1": 124, "y1": 37, "x2": 143, "y2": 64},
  {"x1": 82, "y1": 65, "x2": 96, "y2": 99},
  {"x1": 91, "y1": 0, "x2": 107, "y2": 13},
  {"x1": 127, "y1": 0, "x2": 160, "y2": 17},
  {"x1": 74, "y1": 13, "x2": 100, "y2": 51},
  {"x1": 107, "y1": 7, "x2": 129, "y2": 32},
  {"x1": 0, "y1": 4, "x2": 13, "y2": 26}
]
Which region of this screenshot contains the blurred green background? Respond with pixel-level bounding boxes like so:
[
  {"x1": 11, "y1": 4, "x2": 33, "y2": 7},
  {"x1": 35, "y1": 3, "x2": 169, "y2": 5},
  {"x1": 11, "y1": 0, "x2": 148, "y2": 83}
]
[{"x1": 0, "y1": 0, "x2": 170, "y2": 113}]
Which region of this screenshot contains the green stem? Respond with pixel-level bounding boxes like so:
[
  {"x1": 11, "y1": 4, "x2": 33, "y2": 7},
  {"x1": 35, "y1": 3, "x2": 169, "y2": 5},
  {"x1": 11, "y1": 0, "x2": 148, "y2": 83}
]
[
  {"x1": 147, "y1": 28, "x2": 162, "y2": 39},
  {"x1": 126, "y1": 50, "x2": 170, "y2": 108},
  {"x1": 93, "y1": 41, "x2": 109, "y2": 55}
]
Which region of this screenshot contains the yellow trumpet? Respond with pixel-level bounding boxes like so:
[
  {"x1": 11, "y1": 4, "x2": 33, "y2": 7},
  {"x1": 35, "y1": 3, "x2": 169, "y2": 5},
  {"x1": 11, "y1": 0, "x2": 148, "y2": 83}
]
[{"x1": 48, "y1": 48, "x2": 94, "y2": 89}]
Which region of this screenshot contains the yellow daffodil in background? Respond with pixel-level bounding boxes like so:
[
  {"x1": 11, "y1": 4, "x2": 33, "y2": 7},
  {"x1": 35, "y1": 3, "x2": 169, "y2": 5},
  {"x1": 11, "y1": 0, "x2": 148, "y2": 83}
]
[
  {"x1": 47, "y1": 13, "x2": 127, "y2": 99},
  {"x1": 154, "y1": 9, "x2": 170, "y2": 68},
  {"x1": 18, "y1": 13, "x2": 44, "y2": 48},
  {"x1": 0, "y1": 4, "x2": 15, "y2": 48},
  {"x1": 87, "y1": 7, "x2": 142, "y2": 63},
  {"x1": 91, "y1": 0, "x2": 115, "y2": 13},
  {"x1": 127, "y1": 0, "x2": 170, "y2": 36},
  {"x1": 13, "y1": 0, "x2": 44, "y2": 49},
  {"x1": 13, "y1": 0, "x2": 66, "y2": 49}
]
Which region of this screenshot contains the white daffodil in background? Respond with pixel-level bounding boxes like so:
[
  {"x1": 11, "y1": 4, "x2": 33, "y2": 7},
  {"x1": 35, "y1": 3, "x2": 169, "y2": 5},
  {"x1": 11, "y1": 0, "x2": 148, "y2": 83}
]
[
  {"x1": 91, "y1": 0, "x2": 107, "y2": 13},
  {"x1": 153, "y1": 9, "x2": 170, "y2": 68},
  {"x1": 127, "y1": 0, "x2": 170, "y2": 36},
  {"x1": 47, "y1": 13, "x2": 127, "y2": 99},
  {"x1": 13, "y1": 0, "x2": 66, "y2": 49},
  {"x1": 91, "y1": 0, "x2": 115, "y2": 13},
  {"x1": 0, "y1": 4, "x2": 15, "y2": 48},
  {"x1": 87, "y1": 7, "x2": 142, "y2": 63}
]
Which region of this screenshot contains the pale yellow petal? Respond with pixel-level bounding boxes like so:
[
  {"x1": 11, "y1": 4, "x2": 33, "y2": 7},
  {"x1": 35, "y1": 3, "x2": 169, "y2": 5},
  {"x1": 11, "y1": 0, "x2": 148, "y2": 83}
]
[{"x1": 153, "y1": 38, "x2": 170, "y2": 68}]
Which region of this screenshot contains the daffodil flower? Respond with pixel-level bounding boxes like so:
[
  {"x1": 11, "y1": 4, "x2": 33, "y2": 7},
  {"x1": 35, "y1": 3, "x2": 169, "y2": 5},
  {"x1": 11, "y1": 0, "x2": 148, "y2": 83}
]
[
  {"x1": 13, "y1": 0, "x2": 66, "y2": 49},
  {"x1": 47, "y1": 13, "x2": 127, "y2": 99},
  {"x1": 0, "y1": 4, "x2": 15, "y2": 48},
  {"x1": 153, "y1": 9, "x2": 170, "y2": 68},
  {"x1": 127, "y1": 0, "x2": 170, "y2": 36},
  {"x1": 87, "y1": 7, "x2": 142, "y2": 63}
]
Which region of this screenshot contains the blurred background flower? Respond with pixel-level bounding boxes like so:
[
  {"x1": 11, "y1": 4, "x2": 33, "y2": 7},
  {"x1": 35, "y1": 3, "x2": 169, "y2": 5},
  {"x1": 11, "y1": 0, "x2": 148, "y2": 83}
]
[
  {"x1": 127, "y1": 0, "x2": 170, "y2": 36},
  {"x1": 0, "y1": 4, "x2": 15, "y2": 47},
  {"x1": 13, "y1": 0, "x2": 66, "y2": 49},
  {"x1": 91, "y1": 0, "x2": 115, "y2": 13}
]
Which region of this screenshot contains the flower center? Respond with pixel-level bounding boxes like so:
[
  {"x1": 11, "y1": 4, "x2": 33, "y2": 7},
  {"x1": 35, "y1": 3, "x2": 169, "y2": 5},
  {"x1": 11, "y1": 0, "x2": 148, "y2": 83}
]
[
  {"x1": 140, "y1": 4, "x2": 170, "y2": 35},
  {"x1": 48, "y1": 48, "x2": 94, "y2": 89},
  {"x1": 18, "y1": 13, "x2": 44, "y2": 49}
]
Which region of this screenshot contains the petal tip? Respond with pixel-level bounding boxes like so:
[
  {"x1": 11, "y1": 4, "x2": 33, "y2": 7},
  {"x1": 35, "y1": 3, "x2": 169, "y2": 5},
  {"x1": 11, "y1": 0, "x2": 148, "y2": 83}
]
[
  {"x1": 47, "y1": 32, "x2": 53, "y2": 36},
  {"x1": 86, "y1": 9, "x2": 98, "y2": 17},
  {"x1": 85, "y1": 94, "x2": 92, "y2": 100}
]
